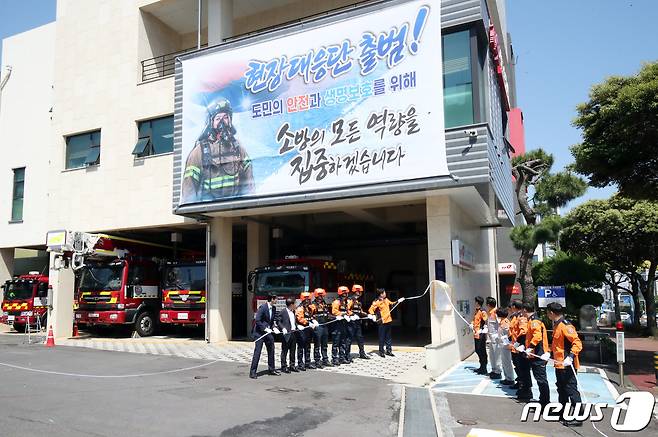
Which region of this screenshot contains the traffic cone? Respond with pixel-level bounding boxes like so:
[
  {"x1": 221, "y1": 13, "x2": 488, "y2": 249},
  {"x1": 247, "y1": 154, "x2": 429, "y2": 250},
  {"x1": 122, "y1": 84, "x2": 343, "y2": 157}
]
[
  {"x1": 72, "y1": 322, "x2": 79, "y2": 337},
  {"x1": 45, "y1": 325, "x2": 55, "y2": 347}
]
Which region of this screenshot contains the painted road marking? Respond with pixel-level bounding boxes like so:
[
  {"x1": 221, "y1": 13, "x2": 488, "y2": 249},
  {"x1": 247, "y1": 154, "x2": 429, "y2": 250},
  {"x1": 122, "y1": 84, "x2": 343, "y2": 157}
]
[
  {"x1": 432, "y1": 363, "x2": 618, "y2": 406},
  {"x1": 467, "y1": 428, "x2": 543, "y2": 437}
]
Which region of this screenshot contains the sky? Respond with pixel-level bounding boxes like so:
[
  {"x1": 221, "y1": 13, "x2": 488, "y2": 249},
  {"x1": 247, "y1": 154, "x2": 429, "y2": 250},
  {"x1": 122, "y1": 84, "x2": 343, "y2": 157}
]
[
  {"x1": 507, "y1": 0, "x2": 658, "y2": 210},
  {"x1": 0, "y1": 0, "x2": 55, "y2": 62},
  {"x1": 1, "y1": 0, "x2": 656, "y2": 211}
]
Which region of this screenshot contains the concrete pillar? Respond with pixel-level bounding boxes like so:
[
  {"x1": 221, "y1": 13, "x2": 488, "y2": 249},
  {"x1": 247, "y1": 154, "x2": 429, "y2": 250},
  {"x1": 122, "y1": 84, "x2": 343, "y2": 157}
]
[
  {"x1": 425, "y1": 195, "x2": 460, "y2": 376},
  {"x1": 487, "y1": 228, "x2": 499, "y2": 301},
  {"x1": 426, "y1": 195, "x2": 456, "y2": 345},
  {"x1": 208, "y1": 0, "x2": 233, "y2": 45},
  {"x1": 208, "y1": 216, "x2": 232, "y2": 342},
  {"x1": 48, "y1": 252, "x2": 74, "y2": 339},
  {"x1": 0, "y1": 248, "x2": 15, "y2": 306},
  {"x1": 246, "y1": 221, "x2": 269, "y2": 332}
]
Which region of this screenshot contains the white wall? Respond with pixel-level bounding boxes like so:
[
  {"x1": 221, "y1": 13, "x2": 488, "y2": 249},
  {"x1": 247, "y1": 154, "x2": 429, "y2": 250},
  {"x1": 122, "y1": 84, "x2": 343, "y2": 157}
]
[
  {"x1": 427, "y1": 194, "x2": 496, "y2": 366},
  {"x1": 0, "y1": 23, "x2": 55, "y2": 249},
  {"x1": 46, "y1": 0, "x2": 188, "y2": 233}
]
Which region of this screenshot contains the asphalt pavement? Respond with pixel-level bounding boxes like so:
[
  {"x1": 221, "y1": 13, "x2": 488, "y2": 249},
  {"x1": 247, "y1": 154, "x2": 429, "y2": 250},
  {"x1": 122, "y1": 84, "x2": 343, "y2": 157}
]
[{"x1": 0, "y1": 335, "x2": 399, "y2": 437}]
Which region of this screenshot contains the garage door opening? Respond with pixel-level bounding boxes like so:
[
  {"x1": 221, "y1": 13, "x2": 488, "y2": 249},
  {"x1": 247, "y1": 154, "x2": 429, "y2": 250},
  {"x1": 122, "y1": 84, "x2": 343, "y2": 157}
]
[
  {"x1": 72, "y1": 226, "x2": 209, "y2": 341},
  {"x1": 248, "y1": 201, "x2": 430, "y2": 347}
]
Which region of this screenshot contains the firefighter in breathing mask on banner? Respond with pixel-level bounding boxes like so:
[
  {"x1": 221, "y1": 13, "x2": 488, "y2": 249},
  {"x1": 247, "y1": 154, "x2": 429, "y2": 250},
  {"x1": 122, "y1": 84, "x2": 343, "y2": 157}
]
[{"x1": 181, "y1": 99, "x2": 255, "y2": 203}]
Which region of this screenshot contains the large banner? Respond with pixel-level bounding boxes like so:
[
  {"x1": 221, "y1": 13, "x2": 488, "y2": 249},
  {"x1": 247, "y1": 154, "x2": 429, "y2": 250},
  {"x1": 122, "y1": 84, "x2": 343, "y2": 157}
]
[{"x1": 178, "y1": 0, "x2": 446, "y2": 206}]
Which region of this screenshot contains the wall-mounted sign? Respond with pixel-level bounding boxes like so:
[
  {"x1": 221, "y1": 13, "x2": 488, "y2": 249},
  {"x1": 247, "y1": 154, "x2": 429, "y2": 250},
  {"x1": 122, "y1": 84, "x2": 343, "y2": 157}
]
[
  {"x1": 538, "y1": 285, "x2": 566, "y2": 307},
  {"x1": 507, "y1": 283, "x2": 522, "y2": 295},
  {"x1": 176, "y1": 0, "x2": 447, "y2": 208},
  {"x1": 488, "y1": 24, "x2": 510, "y2": 111},
  {"x1": 451, "y1": 239, "x2": 475, "y2": 270},
  {"x1": 498, "y1": 263, "x2": 517, "y2": 275}
]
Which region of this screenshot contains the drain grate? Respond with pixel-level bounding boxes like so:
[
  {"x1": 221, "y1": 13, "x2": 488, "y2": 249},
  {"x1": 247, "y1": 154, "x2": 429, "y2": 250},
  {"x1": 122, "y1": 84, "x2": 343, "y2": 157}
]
[{"x1": 457, "y1": 418, "x2": 478, "y2": 426}]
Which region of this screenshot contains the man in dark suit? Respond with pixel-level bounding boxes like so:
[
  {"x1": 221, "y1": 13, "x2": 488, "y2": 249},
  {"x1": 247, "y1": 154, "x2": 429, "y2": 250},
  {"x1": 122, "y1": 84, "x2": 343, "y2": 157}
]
[
  {"x1": 276, "y1": 298, "x2": 298, "y2": 373},
  {"x1": 250, "y1": 293, "x2": 280, "y2": 379}
]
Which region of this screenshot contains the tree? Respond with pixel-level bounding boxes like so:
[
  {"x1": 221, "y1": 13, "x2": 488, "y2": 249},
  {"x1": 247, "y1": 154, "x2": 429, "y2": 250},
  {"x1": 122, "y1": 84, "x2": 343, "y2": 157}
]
[
  {"x1": 571, "y1": 62, "x2": 658, "y2": 200},
  {"x1": 532, "y1": 252, "x2": 605, "y2": 319},
  {"x1": 510, "y1": 149, "x2": 587, "y2": 301},
  {"x1": 560, "y1": 196, "x2": 658, "y2": 334}
]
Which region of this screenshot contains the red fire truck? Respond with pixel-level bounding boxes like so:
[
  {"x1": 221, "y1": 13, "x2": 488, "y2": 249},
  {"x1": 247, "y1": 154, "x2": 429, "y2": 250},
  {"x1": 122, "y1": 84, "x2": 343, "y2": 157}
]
[
  {"x1": 0, "y1": 273, "x2": 49, "y2": 332},
  {"x1": 248, "y1": 256, "x2": 375, "y2": 311},
  {"x1": 74, "y1": 233, "x2": 171, "y2": 336},
  {"x1": 160, "y1": 260, "x2": 206, "y2": 325}
]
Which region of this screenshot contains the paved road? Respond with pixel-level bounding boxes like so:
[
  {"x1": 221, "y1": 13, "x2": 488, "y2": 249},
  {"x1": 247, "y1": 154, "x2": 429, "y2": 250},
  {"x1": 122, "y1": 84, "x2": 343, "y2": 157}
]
[
  {"x1": 432, "y1": 362, "x2": 658, "y2": 437},
  {"x1": 0, "y1": 335, "x2": 399, "y2": 437}
]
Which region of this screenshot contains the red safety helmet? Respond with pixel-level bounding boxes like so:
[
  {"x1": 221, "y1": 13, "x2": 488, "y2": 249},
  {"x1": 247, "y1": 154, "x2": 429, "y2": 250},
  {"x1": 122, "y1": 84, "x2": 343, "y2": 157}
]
[
  {"x1": 337, "y1": 286, "x2": 349, "y2": 296},
  {"x1": 299, "y1": 291, "x2": 312, "y2": 301},
  {"x1": 314, "y1": 288, "x2": 326, "y2": 298},
  {"x1": 351, "y1": 284, "x2": 364, "y2": 293}
]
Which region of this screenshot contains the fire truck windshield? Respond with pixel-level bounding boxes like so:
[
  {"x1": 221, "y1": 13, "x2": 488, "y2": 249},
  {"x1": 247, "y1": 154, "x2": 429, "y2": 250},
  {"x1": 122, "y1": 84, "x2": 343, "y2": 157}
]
[
  {"x1": 255, "y1": 271, "x2": 309, "y2": 296},
  {"x1": 5, "y1": 281, "x2": 33, "y2": 300},
  {"x1": 164, "y1": 265, "x2": 205, "y2": 291},
  {"x1": 79, "y1": 265, "x2": 124, "y2": 291}
]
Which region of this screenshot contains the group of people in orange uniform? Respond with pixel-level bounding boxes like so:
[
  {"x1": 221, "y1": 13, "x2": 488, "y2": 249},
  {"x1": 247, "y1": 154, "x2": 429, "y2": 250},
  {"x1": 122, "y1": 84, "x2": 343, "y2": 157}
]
[
  {"x1": 472, "y1": 296, "x2": 584, "y2": 427},
  {"x1": 250, "y1": 285, "x2": 405, "y2": 379}
]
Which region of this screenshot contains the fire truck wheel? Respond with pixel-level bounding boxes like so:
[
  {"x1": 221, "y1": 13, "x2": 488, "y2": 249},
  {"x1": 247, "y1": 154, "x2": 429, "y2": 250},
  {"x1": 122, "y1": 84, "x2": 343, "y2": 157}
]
[
  {"x1": 13, "y1": 324, "x2": 27, "y2": 333},
  {"x1": 135, "y1": 312, "x2": 156, "y2": 337}
]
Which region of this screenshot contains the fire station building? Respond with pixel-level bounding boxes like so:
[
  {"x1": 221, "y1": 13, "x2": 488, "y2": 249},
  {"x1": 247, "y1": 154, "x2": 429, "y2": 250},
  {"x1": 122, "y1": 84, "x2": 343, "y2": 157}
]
[{"x1": 0, "y1": 0, "x2": 523, "y2": 375}]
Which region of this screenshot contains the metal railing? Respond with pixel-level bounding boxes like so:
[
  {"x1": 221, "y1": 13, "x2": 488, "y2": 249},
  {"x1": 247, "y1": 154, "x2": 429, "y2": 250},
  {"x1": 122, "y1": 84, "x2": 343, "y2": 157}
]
[{"x1": 140, "y1": 45, "x2": 207, "y2": 82}]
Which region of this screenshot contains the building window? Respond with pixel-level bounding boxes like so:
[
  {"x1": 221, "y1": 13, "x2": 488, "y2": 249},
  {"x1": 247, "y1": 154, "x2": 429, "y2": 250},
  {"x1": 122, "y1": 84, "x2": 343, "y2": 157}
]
[
  {"x1": 65, "y1": 130, "x2": 101, "y2": 169},
  {"x1": 443, "y1": 30, "x2": 474, "y2": 128},
  {"x1": 133, "y1": 116, "x2": 174, "y2": 158},
  {"x1": 11, "y1": 167, "x2": 25, "y2": 222}
]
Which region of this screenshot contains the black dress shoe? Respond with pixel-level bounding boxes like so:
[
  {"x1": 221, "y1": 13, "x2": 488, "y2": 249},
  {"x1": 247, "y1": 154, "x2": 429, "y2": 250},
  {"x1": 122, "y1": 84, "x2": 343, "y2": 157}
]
[
  {"x1": 332, "y1": 361, "x2": 340, "y2": 366},
  {"x1": 282, "y1": 367, "x2": 291, "y2": 374},
  {"x1": 299, "y1": 366, "x2": 306, "y2": 371},
  {"x1": 290, "y1": 366, "x2": 299, "y2": 372},
  {"x1": 385, "y1": 351, "x2": 395, "y2": 357},
  {"x1": 501, "y1": 379, "x2": 514, "y2": 385},
  {"x1": 475, "y1": 368, "x2": 487, "y2": 375},
  {"x1": 268, "y1": 370, "x2": 281, "y2": 376},
  {"x1": 315, "y1": 362, "x2": 324, "y2": 369},
  {"x1": 511, "y1": 383, "x2": 520, "y2": 389},
  {"x1": 489, "y1": 373, "x2": 502, "y2": 380},
  {"x1": 323, "y1": 361, "x2": 333, "y2": 367},
  {"x1": 359, "y1": 353, "x2": 371, "y2": 359},
  {"x1": 249, "y1": 373, "x2": 257, "y2": 379},
  {"x1": 307, "y1": 363, "x2": 317, "y2": 369},
  {"x1": 379, "y1": 352, "x2": 385, "y2": 357}
]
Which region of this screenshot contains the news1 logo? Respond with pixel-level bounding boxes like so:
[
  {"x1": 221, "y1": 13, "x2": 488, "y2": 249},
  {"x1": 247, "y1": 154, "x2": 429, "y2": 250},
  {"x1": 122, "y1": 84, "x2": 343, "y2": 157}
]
[{"x1": 521, "y1": 392, "x2": 655, "y2": 432}]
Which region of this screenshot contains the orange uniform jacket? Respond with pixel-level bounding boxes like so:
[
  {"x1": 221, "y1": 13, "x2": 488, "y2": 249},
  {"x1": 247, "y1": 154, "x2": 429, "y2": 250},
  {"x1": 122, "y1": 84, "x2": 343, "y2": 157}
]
[
  {"x1": 472, "y1": 308, "x2": 488, "y2": 339},
  {"x1": 512, "y1": 313, "x2": 529, "y2": 353},
  {"x1": 368, "y1": 298, "x2": 396, "y2": 324},
  {"x1": 525, "y1": 314, "x2": 549, "y2": 359},
  {"x1": 295, "y1": 305, "x2": 314, "y2": 326},
  {"x1": 331, "y1": 298, "x2": 352, "y2": 317},
  {"x1": 551, "y1": 318, "x2": 582, "y2": 369}
]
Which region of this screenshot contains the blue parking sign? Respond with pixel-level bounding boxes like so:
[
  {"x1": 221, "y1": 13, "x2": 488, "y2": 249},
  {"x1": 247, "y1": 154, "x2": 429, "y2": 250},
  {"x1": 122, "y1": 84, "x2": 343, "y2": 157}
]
[{"x1": 538, "y1": 286, "x2": 566, "y2": 307}]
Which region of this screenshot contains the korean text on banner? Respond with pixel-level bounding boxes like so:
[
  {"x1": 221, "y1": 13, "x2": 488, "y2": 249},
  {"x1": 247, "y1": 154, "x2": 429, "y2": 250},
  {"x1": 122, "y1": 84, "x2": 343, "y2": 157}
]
[{"x1": 178, "y1": 0, "x2": 446, "y2": 206}]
